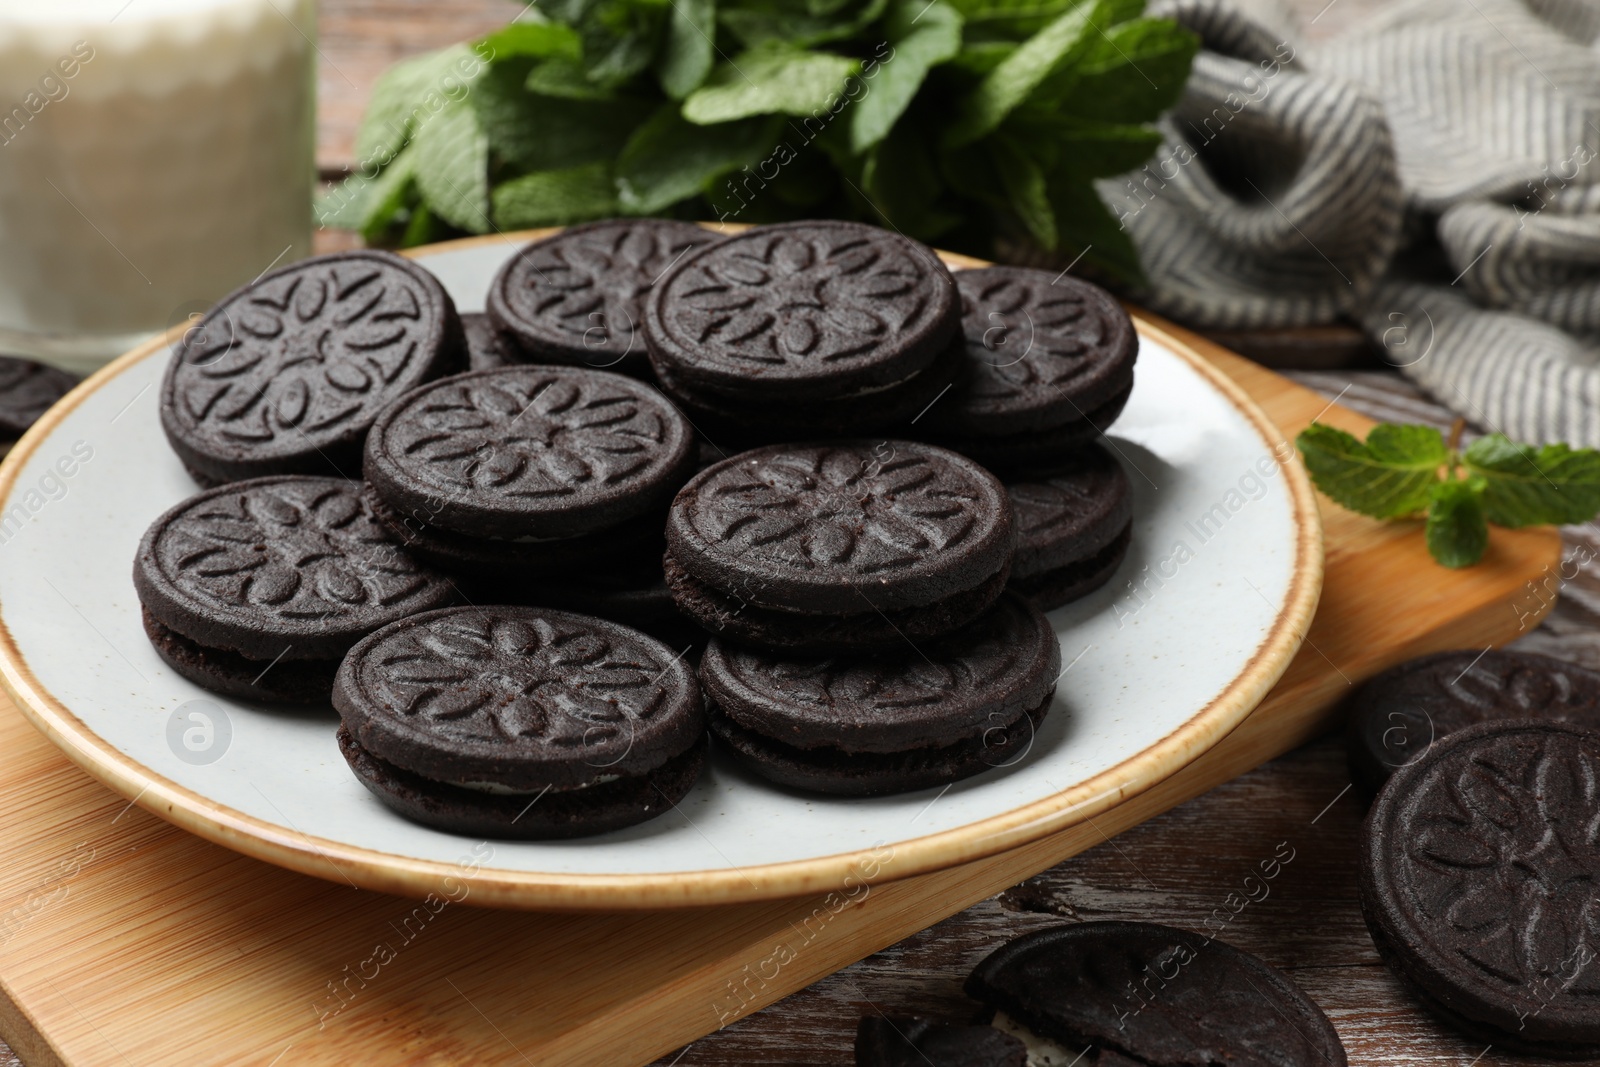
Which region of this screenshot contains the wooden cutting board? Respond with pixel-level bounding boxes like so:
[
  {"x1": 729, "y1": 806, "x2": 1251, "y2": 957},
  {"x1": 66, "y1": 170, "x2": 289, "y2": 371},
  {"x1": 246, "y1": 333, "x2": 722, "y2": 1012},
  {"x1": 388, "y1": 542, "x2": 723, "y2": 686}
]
[{"x1": 0, "y1": 319, "x2": 1560, "y2": 1067}]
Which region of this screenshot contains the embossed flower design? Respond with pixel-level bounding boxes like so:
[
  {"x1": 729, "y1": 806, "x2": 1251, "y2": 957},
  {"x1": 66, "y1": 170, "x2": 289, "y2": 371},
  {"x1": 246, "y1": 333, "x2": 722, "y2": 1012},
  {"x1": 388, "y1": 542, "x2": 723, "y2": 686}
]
[
  {"x1": 397, "y1": 375, "x2": 661, "y2": 497},
  {"x1": 962, "y1": 277, "x2": 1099, "y2": 397},
  {"x1": 1410, "y1": 737, "x2": 1600, "y2": 991},
  {"x1": 672, "y1": 233, "x2": 925, "y2": 366},
  {"x1": 372, "y1": 614, "x2": 665, "y2": 747},
  {"x1": 704, "y1": 447, "x2": 981, "y2": 575},
  {"x1": 177, "y1": 262, "x2": 429, "y2": 441},
  {"x1": 520, "y1": 227, "x2": 709, "y2": 345},
  {"x1": 167, "y1": 483, "x2": 428, "y2": 618}
]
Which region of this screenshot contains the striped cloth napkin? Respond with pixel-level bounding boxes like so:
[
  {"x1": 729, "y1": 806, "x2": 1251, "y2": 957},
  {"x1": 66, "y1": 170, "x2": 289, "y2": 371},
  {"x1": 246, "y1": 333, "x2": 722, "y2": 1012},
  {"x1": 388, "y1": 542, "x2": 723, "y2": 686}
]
[{"x1": 1101, "y1": 0, "x2": 1600, "y2": 445}]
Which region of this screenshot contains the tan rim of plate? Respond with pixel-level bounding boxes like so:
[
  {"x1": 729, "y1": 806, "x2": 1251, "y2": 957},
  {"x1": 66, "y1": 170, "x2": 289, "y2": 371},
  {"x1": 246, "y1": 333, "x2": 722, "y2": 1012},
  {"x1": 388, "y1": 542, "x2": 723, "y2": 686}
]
[{"x1": 0, "y1": 229, "x2": 1324, "y2": 910}]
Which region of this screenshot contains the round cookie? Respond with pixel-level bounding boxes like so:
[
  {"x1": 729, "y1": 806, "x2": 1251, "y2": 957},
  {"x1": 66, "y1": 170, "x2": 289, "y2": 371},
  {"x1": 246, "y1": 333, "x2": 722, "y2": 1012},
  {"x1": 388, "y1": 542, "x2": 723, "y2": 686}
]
[
  {"x1": 460, "y1": 312, "x2": 519, "y2": 371},
  {"x1": 133, "y1": 476, "x2": 457, "y2": 703},
  {"x1": 855, "y1": 1017, "x2": 1027, "y2": 1067},
  {"x1": 703, "y1": 593, "x2": 1058, "y2": 795},
  {"x1": 0, "y1": 355, "x2": 77, "y2": 441},
  {"x1": 1346, "y1": 648, "x2": 1600, "y2": 796},
  {"x1": 487, "y1": 219, "x2": 718, "y2": 378},
  {"x1": 966, "y1": 922, "x2": 1347, "y2": 1066},
  {"x1": 1006, "y1": 443, "x2": 1132, "y2": 610},
  {"x1": 334, "y1": 605, "x2": 706, "y2": 838},
  {"x1": 935, "y1": 381, "x2": 1133, "y2": 478},
  {"x1": 363, "y1": 365, "x2": 695, "y2": 541},
  {"x1": 643, "y1": 220, "x2": 960, "y2": 404},
  {"x1": 1359, "y1": 719, "x2": 1600, "y2": 1057},
  {"x1": 933, "y1": 266, "x2": 1137, "y2": 437},
  {"x1": 665, "y1": 440, "x2": 1015, "y2": 652},
  {"x1": 160, "y1": 251, "x2": 465, "y2": 485}
]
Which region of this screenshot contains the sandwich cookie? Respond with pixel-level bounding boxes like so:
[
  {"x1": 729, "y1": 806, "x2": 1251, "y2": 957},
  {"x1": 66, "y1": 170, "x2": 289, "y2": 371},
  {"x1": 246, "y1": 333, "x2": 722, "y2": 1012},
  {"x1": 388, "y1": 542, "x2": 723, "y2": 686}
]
[
  {"x1": 334, "y1": 606, "x2": 706, "y2": 838},
  {"x1": 0, "y1": 355, "x2": 77, "y2": 445},
  {"x1": 487, "y1": 219, "x2": 718, "y2": 379},
  {"x1": 643, "y1": 220, "x2": 961, "y2": 438},
  {"x1": 1346, "y1": 648, "x2": 1600, "y2": 797},
  {"x1": 855, "y1": 1017, "x2": 1026, "y2": 1067},
  {"x1": 1006, "y1": 442, "x2": 1132, "y2": 610},
  {"x1": 702, "y1": 593, "x2": 1058, "y2": 795},
  {"x1": 966, "y1": 922, "x2": 1347, "y2": 1066},
  {"x1": 160, "y1": 251, "x2": 465, "y2": 486},
  {"x1": 363, "y1": 365, "x2": 695, "y2": 579},
  {"x1": 460, "y1": 312, "x2": 519, "y2": 371},
  {"x1": 1359, "y1": 719, "x2": 1600, "y2": 1058},
  {"x1": 927, "y1": 267, "x2": 1136, "y2": 475},
  {"x1": 665, "y1": 441, "x2": 1015, "y2": 652},
  {"x1": 133, "y1": 476, "x2": 456, "y2": 703}
]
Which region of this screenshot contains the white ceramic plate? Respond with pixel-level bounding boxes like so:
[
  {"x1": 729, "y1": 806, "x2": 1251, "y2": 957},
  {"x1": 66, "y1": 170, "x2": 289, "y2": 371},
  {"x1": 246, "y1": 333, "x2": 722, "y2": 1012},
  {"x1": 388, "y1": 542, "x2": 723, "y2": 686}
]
[{"x1": 0, "y1": 233, "x2": 1321, "y2": 909}]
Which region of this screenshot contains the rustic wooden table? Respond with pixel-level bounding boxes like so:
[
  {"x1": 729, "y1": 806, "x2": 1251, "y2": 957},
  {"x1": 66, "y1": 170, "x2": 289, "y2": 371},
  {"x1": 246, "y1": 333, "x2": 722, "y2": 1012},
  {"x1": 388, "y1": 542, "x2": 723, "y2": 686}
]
[{"x1": 7, "y1": 1, "x2": 1589, "y2": 1064}]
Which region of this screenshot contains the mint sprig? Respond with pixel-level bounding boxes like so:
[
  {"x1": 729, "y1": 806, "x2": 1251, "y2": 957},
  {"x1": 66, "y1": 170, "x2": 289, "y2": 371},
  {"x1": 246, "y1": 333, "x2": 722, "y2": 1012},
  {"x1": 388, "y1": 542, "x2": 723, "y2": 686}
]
[
  {"x1": 321, "y1": 0, "x2": 1199, "y2": 283},
  {"x1": 1296, "y1": 419, "x2": 1600, "y2": 568}
]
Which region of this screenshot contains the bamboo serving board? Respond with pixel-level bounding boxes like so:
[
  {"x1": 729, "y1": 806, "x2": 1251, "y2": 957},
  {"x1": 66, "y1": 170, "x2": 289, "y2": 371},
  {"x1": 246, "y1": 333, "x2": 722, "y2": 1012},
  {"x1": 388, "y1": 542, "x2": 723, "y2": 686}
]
[{"x1": 0, "y1": 322, "x2": 1560, "y2": 1067}]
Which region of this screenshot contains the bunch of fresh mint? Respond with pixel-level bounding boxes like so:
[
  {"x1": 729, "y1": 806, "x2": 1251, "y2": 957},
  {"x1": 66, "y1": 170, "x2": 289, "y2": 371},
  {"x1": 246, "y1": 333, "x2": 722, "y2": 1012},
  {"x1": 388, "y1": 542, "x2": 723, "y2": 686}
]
[
  {"x1": 1297, "y1": 421, "x2": 1600, "y2": 567},
  {"x1": 318, "y1": 0, "x2": 1198, "y2": 282}
]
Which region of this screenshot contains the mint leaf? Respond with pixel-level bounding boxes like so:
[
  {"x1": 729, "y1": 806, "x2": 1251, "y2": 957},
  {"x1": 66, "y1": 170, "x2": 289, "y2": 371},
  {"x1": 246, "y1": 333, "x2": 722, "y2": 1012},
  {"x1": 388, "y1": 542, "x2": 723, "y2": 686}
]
[
  {"x1": 1296, "y1": 423, "x2": 1447, "y2": 520},
  {"x1": 658, "y1": 0, "x2": 716, "y2": 98},
  {"x1": 478, "y1": 22, "x2": 582, "y2": 62},
  {"x1": 683, "y1": 45, "x2": 861, "y2": 124},
  {"x1": 862, "y1": 124, "x2": 956, "y2": 237},
  {"x1": 850, "y1": 0, "x2": 963, "y2": 153},
  {"x1": 720, "y1": 0, "x2": 887, "y2": 48},
  {"x1": 1010, "y1": 117, "x2": 1161, "y2": 179},
  {"x1": 475, "y1": 62, "x2": 651, "y2": 170},
  {"x1": 525, "y1": 59, "x2": 618, "y2": 100},
  {"x1": 1051, "y1": 17, "x2": 1198, "y2": 122},
  {"x1": 317, "y1": 145, "x2": 420, "y2": 240},
  {"x1": 944, "y1": 0, "x2": 1102, "y2": 145},
  {"x1": 1426, "y1": 477, "x2": 1489, "y2": 568},
  {"x1": 951, "y1": 0, "x2": 1137, "y2": 38},
  {"x1": 354, "y1": 44, "x2": 486, "y2": 167},
  {"x1": 411, "y1": 100, "x2": 490, "y2": 234},
  {"x1": 492, "y1": 162, "x2": 618, "y2": 228},
  {"x1": 1045, "y1": 176, "x2": 1143, "y2": 285},
  {"x1": 1462, "y1": 433, "x2": 1600, "y2": 527},
  {"x1": 993, "y1": 136, "x2": 1056, "y2": 246},
  {"x1": 616, "y1": 107, "x2": 779, "y2": 214}
]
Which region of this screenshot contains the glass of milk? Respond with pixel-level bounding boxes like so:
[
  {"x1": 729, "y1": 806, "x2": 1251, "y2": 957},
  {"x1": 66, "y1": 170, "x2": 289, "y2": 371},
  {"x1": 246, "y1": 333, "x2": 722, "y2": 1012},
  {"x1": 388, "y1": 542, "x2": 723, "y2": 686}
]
[{"x1": 0, "y1": 0, "x2": 315, "y2": 373}]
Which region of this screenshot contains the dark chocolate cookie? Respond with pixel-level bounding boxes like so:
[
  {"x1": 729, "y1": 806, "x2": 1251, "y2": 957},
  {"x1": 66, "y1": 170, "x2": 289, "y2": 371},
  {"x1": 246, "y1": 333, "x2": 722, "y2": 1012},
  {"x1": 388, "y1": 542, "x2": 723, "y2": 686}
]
[
  {"x1": 855, "y1": 1016, "x2": 1026, "y2": 1067},
  {"x1": 966, "y1": 922, "x2": 1347, "y2": 1066},
  {"x1": 363, "y1": 365, "x2": 695, "y2": 541},
  {"x1": 334, "y1": 606, "x2": 706, "y2": 838},
  {"x1": 933, "y1": 267, "x2": 1137, "y2": 436},
  {"x1": 643, "y1": 220, "x2": 959, "y2": 403},
  {"x1": 1346, "y1": 649, "x2": 1600, "y2": 796},
  {"x1": 487, "y1": 220, "x2": 718, "y2": 378},
  {"x1": 1359, "y1": 719, "x2": 1600, "y2": 1057},
  {"x1": 1007, "y1": 443, "x2": 1132, "y2": 610},
  {"x1": 936, "y1": 381, "x2": 1134, "y2": 478},
  {"x1": 461, "y1": 312, "x2": 519, "y2": 371},
  {"x1": 160, "y1": 251, "x2": 465, "y2": 485},
  {"x1": 665, "y1": 441, "x2": 1014, "y2": 651},
  {"x1": 0, "y1": 355, "x2": 77, "y2": 439},
  {"x1": 133, "y1": 476, "x2": 457, "y2": 702},
  {"x1": 703, "y1": 593, "x2": 1057, "y2": 795}
]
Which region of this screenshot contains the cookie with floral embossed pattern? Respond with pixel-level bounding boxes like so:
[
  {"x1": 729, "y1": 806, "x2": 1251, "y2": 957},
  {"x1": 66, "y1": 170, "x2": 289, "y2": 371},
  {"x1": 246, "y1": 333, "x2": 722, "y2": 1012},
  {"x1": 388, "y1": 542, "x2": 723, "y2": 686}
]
[
  {"x1": 703, "y1": 593, "x2": 1057, "y2": 795},
  {"x1": 1006, "y1": 442, "x2": 1131, "y2": 610},
  {"x1": 1360, "y1": 719, "x2": 1600, "y2": 1057},
  {"x1": 664, "y1": 440, "x2": 1014, "y2": 652},
  {"x1": 334, "y1": 605, "x2": 705, "y2": 838},
  {"x1": 967, "y1": 922, "x2": 1347, "y2": 1066},
  {"x1": 133, "y1": 476, "x2": 457, "y2": 703},
  {"x1": 160, "y1": 251, "x2": 465, "y2": 486},
  {"x1": 1346, "y1": 649, "x2": 1600, "y2": 797},
  {"x1": 487, "y1": 220, "x2": 718, "y2": 378},
  {"x1": 0, "y1": 355, "x2": 77, "y2": 443},
  {"x1": 643, "y1": 221, "x2": 960, "y2": 437}
]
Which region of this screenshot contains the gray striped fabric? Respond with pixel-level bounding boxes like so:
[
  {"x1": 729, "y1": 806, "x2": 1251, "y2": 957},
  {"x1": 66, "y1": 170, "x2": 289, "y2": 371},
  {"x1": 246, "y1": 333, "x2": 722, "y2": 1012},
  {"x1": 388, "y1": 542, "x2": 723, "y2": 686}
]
[{"x1": 1108, "y1": 0, "x2": 1600, "y2": 445}]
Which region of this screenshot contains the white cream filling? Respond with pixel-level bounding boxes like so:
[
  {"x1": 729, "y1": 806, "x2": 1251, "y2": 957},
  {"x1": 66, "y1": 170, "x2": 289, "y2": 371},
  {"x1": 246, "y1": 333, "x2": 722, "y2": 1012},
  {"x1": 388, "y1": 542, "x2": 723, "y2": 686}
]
[
  {"x1": 451, "y1": 775, "x2": 619, "y2": 795},
  {"x1": 991, "y1": 1011, "x2": 1084, "y2": 1066}
]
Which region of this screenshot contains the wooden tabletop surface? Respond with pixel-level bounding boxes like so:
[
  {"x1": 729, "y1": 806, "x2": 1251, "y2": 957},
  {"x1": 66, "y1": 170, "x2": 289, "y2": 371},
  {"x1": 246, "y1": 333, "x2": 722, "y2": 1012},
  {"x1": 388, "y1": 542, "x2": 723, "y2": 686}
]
[{"x1": 11, "y1": 1, "x2": 1585, "y2": 1064}]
